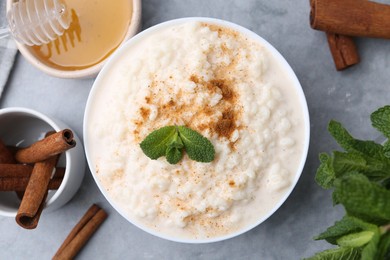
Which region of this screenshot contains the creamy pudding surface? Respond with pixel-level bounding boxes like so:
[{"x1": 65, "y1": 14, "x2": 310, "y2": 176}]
[{"x1": 87, "y1": 21, "x2": 307, "y2": 240}]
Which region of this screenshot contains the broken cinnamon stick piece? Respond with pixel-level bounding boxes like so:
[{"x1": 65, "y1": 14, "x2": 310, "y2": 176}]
[
  {"x1": 15, "y1": 154, "x2": 59, "y2": 229},
  {"x1": 326, "y1": 32, "x2": 360, "y2": 70},
  {"x1": 15, "y1": 129, "x2": 76, "y2": 164},
  {"x1": 53, "y1": 204, "x2": 107, "y2": 260},
  {"x1": 0, "y1": 139, "x2": 16, "y2": 163},
  {"x1": 310, "y1": 0, "x2": 390, "y2": 38}
]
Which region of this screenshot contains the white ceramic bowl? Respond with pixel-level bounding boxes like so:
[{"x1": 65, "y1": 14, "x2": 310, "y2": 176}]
[
  {"x1": 6, "y1": 0, "x2": 142, "y2": 78},
  {"x1": 0, "y1": 107, "x2": 85, "y2": 217},
  {"x1": 84, "y1": 17, "x2": 310, "y2": 243}
]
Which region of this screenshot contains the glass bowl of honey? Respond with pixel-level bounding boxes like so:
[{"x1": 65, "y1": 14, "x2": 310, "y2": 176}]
[{"x1": 6, "y1": 0, "x2": 141, "y2": 78}]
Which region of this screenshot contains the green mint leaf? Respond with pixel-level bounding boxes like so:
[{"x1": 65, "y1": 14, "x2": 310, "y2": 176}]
[
  {"x1": 315, "y1": 153, "x2": 335, "y2": 189},
  {"x1": 177, "y1": 126, "x2": 215, "y2": 163},
  {"x1": 377, "y1": 232, "x2": 390, "y2": 260},
  {"x1": 332, "y1": 151, "x2": 367, "y2": 176},
  {"x1": 304, "y1": 247, "x2": 361, "y2": 260},
  {"x1": 167, "y1": 130, "x2": 184, "y2": 149},
  {"x1": 315, "y1": 216, "x2": 377, "y2": 245},
  {"x1": 328, "y1": 120, "x2": 356, "y2": 152},
  {"x1": 333, "y1": 173, "x2": 390, "y2": 224},
  {"x1": 352, "y1": 140, "x2": 385, "y2": 161},
  {"x1": 165, "y1": 131, "x2": 184, "y2": 164},
  {"x1": 316, "y1": 151, "x2": 390, "y2": 190},
  {"x1": 361, "y1": 231, "x2": 380, "y2": 260},
  {"x1": 336, "y1": 231, "x2": 375, "y2": 247},
  {"x1": 332, "y1": 151, "x2": 390, "y2": 180},
  {"x1": 328, "y1": 120, "x2": 385, "y2": 160},
  {"x1": 140, "y1": 126, "x2": 176, "y2": 159},
  {"x1": 371, "y1": 105, "x2": 390, "y2": 139},
  {"x1": 166, "y1": 146, "x2": 183, "y2": 164}
]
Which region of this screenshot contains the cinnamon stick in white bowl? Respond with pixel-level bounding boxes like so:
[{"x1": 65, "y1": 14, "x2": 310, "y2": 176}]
[
  {"x1": 0, "y1": 167, "x2": 65, "y2": 191},
  {"x1": 0, "y1": 176, "x2": 63, "y2": 192},
  {"x1": 1, "y1": 140, "x2": 26, "y2": 199},
  {"x1": 15, "y1": 129, "x2": 76, "y2": 164},
  {"x1": 0, "y1": 164, "x2": 33, "y2": 178},
  {"x1": 0, "y1": 140, "x2": 16, "y2": 163},
  {"x1": 15, "y1": 154, "x2": 59, "y2": 229}
]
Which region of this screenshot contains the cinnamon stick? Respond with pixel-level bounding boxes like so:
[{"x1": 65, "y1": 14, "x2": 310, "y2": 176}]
[
  {"x1": 0, "y1": 176, "x2": 63, "y2": 191},
  {"x1": 1, "y1": 141, "x2": 26, "y2": 199},
  {"x1": 0, "y1": 164, "x2": 64, "y2": 178},
  {"x1": 0, "y1": 164, "x2": 33, "y2": 178},
  {"x1": 0, "y1": 167, "x2": 65, "y2": 191},
  {"x1": 0, "y1": 165, "x2": 64, "y2": 199},
  {"x1": 15, "y1": 154, "x2": 59, "y2": 229},
  {"x1": 310, "y1": 0, "x2": 390, "y2": 38},
  {"x1": 15, "y1": 129, "x2": 76, "y2": 164},
  {"x1": 0, "y1": 139, "x2": 16, "y2": 163},
  {"x1": 53, "y1": 204, "x2": 108, "y2": 260},
  {"x1": 326, "y1": 32, "x2": 360, "y2": 70}
]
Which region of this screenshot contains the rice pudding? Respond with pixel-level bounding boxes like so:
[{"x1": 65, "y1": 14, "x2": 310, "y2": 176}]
[{"x1": 85, "y1": 19, "x2": 309, "y2": 241}]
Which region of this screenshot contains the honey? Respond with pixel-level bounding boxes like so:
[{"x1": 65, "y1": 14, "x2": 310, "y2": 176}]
[{"x1": 30, "y1": 0, "x2": 132, "y2": 70}]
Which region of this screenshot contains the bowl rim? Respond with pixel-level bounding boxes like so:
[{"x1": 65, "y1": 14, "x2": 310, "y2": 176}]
[
  {"x1": 0, "y1": 107, "x2": 72, "y2": 216},
  {"x1": 6, "y1": 0, "x2": 142, "y2": 78},
  {"x1": 83, "y1": 17, "x2": 311, "y2": 243}
]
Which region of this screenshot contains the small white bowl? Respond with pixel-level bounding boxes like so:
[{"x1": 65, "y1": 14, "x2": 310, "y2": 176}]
[
  {"x1": 84, "y1": 17, "x2": 310, "y2": 243},
  {"x1": 0, "y1": 107, "x2": 85, "y2": 217},
  {"x1": 6, "y1": 0, "x2": 142, "y2": 78}
]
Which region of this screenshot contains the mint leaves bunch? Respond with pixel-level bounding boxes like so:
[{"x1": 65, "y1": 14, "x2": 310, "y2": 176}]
[
  {"x1": 140, "y1": 125, "x2": 215, "y2": 164},
  {"x1": 307, "y1": 106, "x2": 390, "y2": 260}
]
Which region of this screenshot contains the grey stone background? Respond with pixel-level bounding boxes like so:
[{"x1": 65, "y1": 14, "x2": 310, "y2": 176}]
[{"x1": 1, "y1": 0, "x2": 390, "y2": 259}]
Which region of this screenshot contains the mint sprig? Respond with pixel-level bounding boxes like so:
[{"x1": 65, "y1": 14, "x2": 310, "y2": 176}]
[
  {"x1": 140, "y1": 125, "x2": 215, "y2": 164},
  {"x1": 306, "y1": 105, "x2": 390, "y2": 259}
]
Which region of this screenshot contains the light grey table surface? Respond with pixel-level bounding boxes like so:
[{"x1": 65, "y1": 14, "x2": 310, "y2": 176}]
[{"x1": 1, "y1": 0, "x2": 390, "y2": 259}]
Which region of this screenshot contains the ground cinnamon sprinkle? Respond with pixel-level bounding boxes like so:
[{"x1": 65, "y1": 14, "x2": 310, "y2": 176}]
[
  {"x1": 215, "y1": 109, "x2": 236, "y2": 139},
  {"x1": 203, "y1": 23, "x2": 240, "y2": 39},
  {"x1": 209, "y1": 79, "x2": 234, "y2": 101},
  {"x1": 189, "y1": 75, "x2": 200, "y2": 84},
  {"x1": 139, "y1": 107, "x2": 150, "y2": 120},
  {"x1": 162, "y1": 99, "x2": 176, "y2": 109},
  {"x1": 132, "y1": 24, "x2": 245, "y2": 148},
  {"x1": 133, "y1": 74, "x2": 241, "y2": 147},
  {"x1": 190, "y1": 76, "x2": 241, "y2": 145}
]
